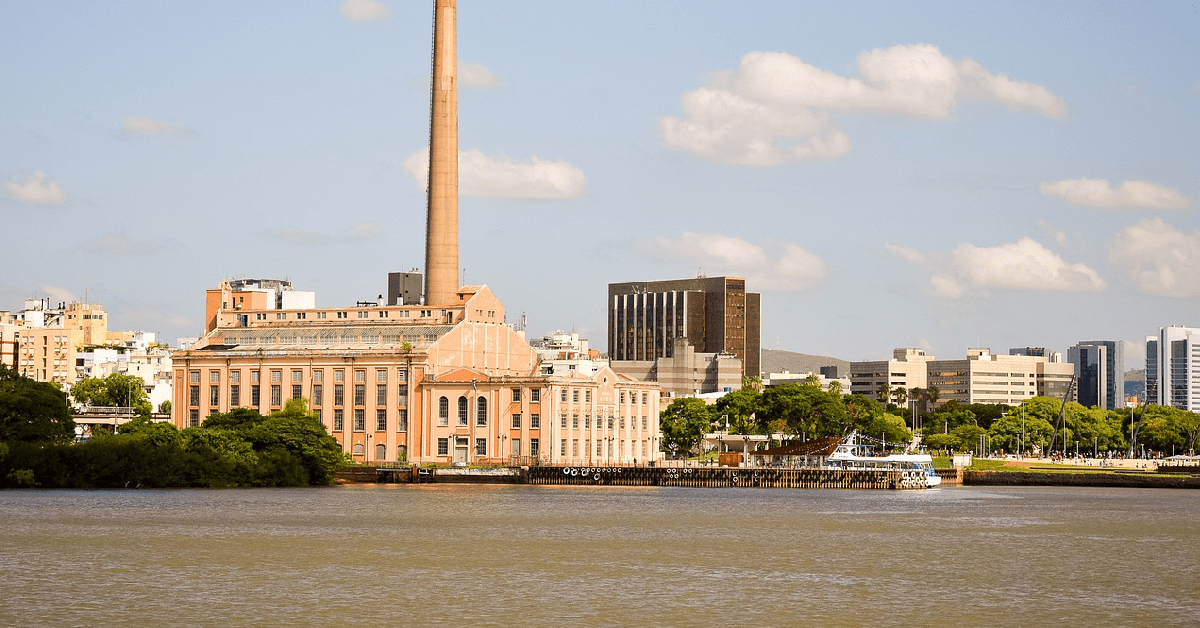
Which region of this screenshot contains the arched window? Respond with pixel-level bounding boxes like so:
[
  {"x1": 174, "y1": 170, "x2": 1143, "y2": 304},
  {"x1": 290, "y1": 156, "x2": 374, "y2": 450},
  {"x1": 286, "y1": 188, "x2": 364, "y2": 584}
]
[
  {"x1": 458, "y1": 396, "x2": 468, "y2": 426},
  {"x1": 438, "y1": 396, "x2": 449, "y2": 426},
  {"x1": 353, "y1": 443, "x2": 364, "y2": 455},
  {"x1": 476, "y1": 396, "x2": 487, "y2": 426},
  {"x1": 375, "y1": 443, "x2": 386, "y2": 461}
]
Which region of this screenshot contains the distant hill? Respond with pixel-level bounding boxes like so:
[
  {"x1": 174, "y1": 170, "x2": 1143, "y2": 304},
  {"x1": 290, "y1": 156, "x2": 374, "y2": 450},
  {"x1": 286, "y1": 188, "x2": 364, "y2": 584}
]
[
  {"x1": 760, "y1": 349, "x2": 850, "y2": 378},
  {"x1": 1124, "y1": 368, "x2": 1145, "y2": 399}
]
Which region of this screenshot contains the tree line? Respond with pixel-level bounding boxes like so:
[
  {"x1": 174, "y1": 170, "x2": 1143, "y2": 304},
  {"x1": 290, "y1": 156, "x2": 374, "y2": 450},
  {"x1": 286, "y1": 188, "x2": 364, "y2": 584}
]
[
  {"x1": 659, "y1": 377, "x2": 1200, "y2": 459},
  {"x1": 0, "y1": 366, "x2": 348, "y2": 488}
]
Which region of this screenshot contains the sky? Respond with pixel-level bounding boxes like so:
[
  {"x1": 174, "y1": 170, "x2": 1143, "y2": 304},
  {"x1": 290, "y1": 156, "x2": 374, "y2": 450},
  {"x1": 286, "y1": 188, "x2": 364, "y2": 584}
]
[{"x1": 2, "y1": 0, "x2": 1197, "y2": 371}]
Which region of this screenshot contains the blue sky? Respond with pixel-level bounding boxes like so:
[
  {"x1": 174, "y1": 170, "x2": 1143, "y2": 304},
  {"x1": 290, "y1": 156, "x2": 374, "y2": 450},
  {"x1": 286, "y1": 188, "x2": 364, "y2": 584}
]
[{"x1": 2, "y1": 1, "x2": 1197, "y2": 371}]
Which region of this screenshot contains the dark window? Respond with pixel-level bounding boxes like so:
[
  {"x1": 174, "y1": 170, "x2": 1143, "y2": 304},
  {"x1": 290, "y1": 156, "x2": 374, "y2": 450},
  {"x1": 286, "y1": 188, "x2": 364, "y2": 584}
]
[{"x1": 476, "y1": 397, "x2": 487, "y2": 427}]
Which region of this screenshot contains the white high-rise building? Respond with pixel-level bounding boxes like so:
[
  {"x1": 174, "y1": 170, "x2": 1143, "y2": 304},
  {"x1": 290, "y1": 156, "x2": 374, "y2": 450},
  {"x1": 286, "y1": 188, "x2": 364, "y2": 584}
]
[{"x1": 1146, "y1": 326, "x2": 1200, "y2": 411}]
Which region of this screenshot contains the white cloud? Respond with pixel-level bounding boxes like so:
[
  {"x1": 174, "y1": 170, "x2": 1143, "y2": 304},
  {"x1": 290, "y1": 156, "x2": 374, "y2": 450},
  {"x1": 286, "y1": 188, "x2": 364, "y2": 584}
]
[
  {"x1": 6, "y1": 171, "x2": 66, "y2": 205},
  {"x1": 121, "y1": 115, "x2": 192, "y2": 137},
  {"x1": 42, "y1": 285, "x2": 78, "y2": 305},
  {"x1": 892, "y1": 237, "x2": 1106, "y2": 298},
  {"x1": 645, "y1": 232, "x2": 824, "y2": 290},
  {"x1": 96, "y1": 232, "x2": 163, "y2": 256},
  {"x1": 1040, "y1": 178, "x2": 1190, "y2": 210},
  {"x1": 341, "y1": 0, "x2": 389, "y2": 22},
  {"x1": 1036, "y1": 219, "x2": 1067, "y2": 245},
  {"x1": 661, "y1": 44, "x2": 1065, "y2": 165},
  {"x1": 1109, "y1": 219, "x2": 1200, "y2": 297},
  {"x1": 460, "y1": 63, "x2": 502, "y2": 89},
  {"x1": 264, "y1": 222, "x2": 380, "y2": 246},
  {"x1": 404, "y1": 148, "x2": 586, "y2": 199}
]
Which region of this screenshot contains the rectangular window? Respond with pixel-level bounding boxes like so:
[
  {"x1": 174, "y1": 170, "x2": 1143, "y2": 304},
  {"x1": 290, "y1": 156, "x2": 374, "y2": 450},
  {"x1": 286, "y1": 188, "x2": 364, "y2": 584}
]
[
  {"x1": 377, "y1": 384, "x2": 387, "y2": 406},
  {"x1": 251, "y1": 385, "x2": 260, "y2": 407},
  {"x1": 376, "y1": 369, "x2": 387, "y2": 383},
  {"x1": 354, "y1": 384, "x2": 365, "y2": 406},
  {"x1": 572, "y1": 439, "x2": 578, "y2": 456},
  {"x1": 189, "y1": 409, "x2": 199, "y2": 427},
  {"x1": 334, "y1": 384, "x2": 344, "y2": 406},
  {"x1": 572, "y1": 390, "x2": 579, "y2": 402},
  {"x1": 572, "y1": 415, "x2": 579, "y2": 429},
  {"x1": 334, "y1": 369, "x2": 344, "y2": 383},
  {"x1": 333, "y1": 409, "x2": 344, "y2": 431},
  {"x1": 560, "y1": 439, "x2": 567, "y2": 456},
  {"x1": 596, "y1": 440, "x2": 602, "y2": 456},
  {"x1": 355, "y1": 369, "x2": 366, "y2": 383},
  {"x1": 271, "y1": 370, "x2": 282, "y2": 384},
  {"x1": 585, "y1": 390, "x2": 591, "y2": 403},
  {"x1": 210, "y1": 385, "x2": 219, "y2": 407},
  {"x1": 530, "y1": 438, "x2": 539, "y2": 457},
  {"x1": 270, "y1": 385, "x2": 281, "y2": 407},
  {"x1": 397, "y1": 409, "x2": 408, "y2": 431},
  {"x1": 312, "y1": 384, "x2": 322, "y2": 407},
  {"x1": 512, "y1": 388, "x2": 521, "y2": 402},
  {"x1": 439, "y1": 397, "x2": 449, "y2": 426},
  {"x1": 531, "y1": 414, "x2": 540, "y2": 429},
  {"x1": 512, "y1": 413, "x2": 521, "y2": 429},
  {"x1": 313, "y1": 409, "x2": 321, "y2": 423},
  {"x1": 251, "y1": 371, "x2": 260, "y2": 384},
  {"x1": 560, "y1": 390, "x2": 567, "y2": 403},
  {"x1": 376, "y1": 409, "x2": 387, "y2": 431},
  {"x1": 353, "y1": 409, "x2": 365, "y2": 432},
  {"x1": 620, "y1": 391, "x2": 625, "y2": 404},
  {"x1": 531, "y1": 389, "x2": 540, "y2": 402},
  {"x1": 190, "y1": 371, "x2": 200, "y2": 384},
  {"x1": 230, "y1": 384, "x2": 240, "y2": 407},
  {"x1": 398, "y1": 382, "x2": 407, "y2": 406},
  {"x1": 620, "y1": 417, "x2": 626, "y2": 429},
  {"x1": 230, "y1": 371, "x2": 240, "y2": 384},
  {"x1": 291, "y1": 370, "x2": 302, "y2": 383},
  {"x1": 475, "y1": 438, "x2": 486, "y2": 456},
  {"x1": 608, "y1": 416, "x2": 614, "y2": 429},
  {"x1": 438, "y1": 438, "x2": 449, "y2": 456},
  {"x1": 210, "y1": 371, "x2": 220, "y2": 384},
  {"x1": 189, "y1": 385, "x2": 200, "y2": 407},
  {"x1": 585, "y1": 415, "x2": 591, "y2": 429},
  {"x1": 313, "y1": 370, "x2": 323, "y2": 383},
  {"x1": 512, "y1": 439, "x2": 521, "y2": 457},
  {"x1": 642, "y1": 393, "x2": 648, "y2": 405},
  {"x1": 292, "y1": 384, "x2": 302, "y2": 400}
]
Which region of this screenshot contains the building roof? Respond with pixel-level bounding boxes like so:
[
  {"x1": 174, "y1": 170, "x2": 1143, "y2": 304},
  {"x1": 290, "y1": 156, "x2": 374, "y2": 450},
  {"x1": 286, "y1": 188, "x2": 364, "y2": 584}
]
[{"x1": 206, "y1": 324, "x2": 456, "y2": 351}]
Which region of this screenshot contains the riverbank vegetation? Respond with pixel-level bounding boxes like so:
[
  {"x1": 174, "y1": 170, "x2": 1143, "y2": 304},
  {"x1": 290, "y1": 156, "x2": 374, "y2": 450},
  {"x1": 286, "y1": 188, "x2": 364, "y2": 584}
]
[
  {"x1": 0, "y1": 367, "x2": 348, "y2": 488},
  {"x1": 661, "y1": 376, "x2": 1199, "y2": 461}
]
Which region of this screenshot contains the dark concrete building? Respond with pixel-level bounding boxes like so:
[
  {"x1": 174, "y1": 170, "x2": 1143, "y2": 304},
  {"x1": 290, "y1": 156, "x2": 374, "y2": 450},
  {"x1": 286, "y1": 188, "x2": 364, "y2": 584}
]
[{"x1": 607, "y1": 276, "x2": 761, "y2": 379}]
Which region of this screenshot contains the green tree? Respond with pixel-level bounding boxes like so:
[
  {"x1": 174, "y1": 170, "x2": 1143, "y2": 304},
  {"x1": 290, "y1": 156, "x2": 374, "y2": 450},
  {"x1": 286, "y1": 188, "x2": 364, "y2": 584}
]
[
  {"x1": 987, "y1": 412, "x2": 1054, "y2": 454},
  {"x1": 0, "y1": 365, "x2": 76, "y2": 444},
  {"x1": 659, "y1": 398, "x2": 714, "y2": 457},
  {"x1": 71, "y1": 373, "x2": 152, "y2": 416},
  {"x1": 713, "y1": 388, "x2": 761, "y2": 433},
  {"x1": 761, "y1": 383, "x2": 850, "y2": 438}
]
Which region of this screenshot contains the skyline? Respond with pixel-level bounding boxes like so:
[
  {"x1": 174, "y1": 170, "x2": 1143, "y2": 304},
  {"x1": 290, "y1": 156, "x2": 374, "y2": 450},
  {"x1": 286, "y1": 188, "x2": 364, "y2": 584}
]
[{"x1": 2, "y1": 1, "x2": 1197, "y2": 370}]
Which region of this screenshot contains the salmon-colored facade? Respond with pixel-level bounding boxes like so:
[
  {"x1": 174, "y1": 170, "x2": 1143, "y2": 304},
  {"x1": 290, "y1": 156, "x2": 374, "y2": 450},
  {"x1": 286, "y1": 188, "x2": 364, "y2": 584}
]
[{"x1": 172, "y1": 282, "x2": 663, "y2": 465}]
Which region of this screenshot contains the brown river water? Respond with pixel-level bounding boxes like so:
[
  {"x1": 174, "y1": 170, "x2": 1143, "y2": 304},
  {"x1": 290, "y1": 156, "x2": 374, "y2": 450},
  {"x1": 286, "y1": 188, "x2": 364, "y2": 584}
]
[{"x1": 2, "y1": 484, "x2": 1197, "y2": 627}]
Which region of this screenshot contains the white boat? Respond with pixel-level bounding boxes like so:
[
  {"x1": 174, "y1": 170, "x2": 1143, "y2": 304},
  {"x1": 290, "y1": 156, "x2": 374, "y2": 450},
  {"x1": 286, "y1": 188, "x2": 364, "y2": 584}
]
[{"x1": 824, "y1": 432, "x2": 942, "y2": 488}]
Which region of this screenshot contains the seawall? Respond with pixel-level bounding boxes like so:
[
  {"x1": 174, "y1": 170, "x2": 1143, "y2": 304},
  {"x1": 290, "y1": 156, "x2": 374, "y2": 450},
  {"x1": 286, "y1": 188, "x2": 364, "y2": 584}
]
[{"x1": 965, "y1": 470, "x2": 1200, "y2": 489}]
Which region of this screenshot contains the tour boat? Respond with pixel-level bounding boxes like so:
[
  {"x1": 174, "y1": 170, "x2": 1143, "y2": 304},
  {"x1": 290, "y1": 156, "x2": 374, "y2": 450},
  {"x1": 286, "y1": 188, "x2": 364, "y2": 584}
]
[{"x1": 824, "y1": 432, "x2": 942, "y2": 488}]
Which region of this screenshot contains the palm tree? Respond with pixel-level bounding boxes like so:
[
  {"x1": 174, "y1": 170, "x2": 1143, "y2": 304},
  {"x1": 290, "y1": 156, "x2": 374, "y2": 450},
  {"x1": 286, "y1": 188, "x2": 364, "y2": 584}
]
[
  {"x1": 927, "y1": 385, "x2": 940, "y2": 407},
  {"x1": 828, "y1": 380, "x2": 842, "y2": 396},
  {"x1": 878, "y1": 382, "x2": 892, "y2": 406},
  {"x1": 804, "y1": 374, "x2": 821, "y2": 387},
  {"x1": 892, "y1": 387, "x2": 907, "y2": 407}
]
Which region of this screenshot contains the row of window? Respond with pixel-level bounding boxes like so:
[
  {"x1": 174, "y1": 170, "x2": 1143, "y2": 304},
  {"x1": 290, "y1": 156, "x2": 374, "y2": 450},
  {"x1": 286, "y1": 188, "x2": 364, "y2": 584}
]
[
  {"x1": 189, "y1": 382, "x2": 409, "y2": 410},
  {"x1": 560, "y1": 414, "x2": 650, "y2": 431},
  {"x1": 557, "y1": 389, "x2": 651, "y2": 405},
  {"x1": 192, "y1": 368, "x2": 408, "y2": 385},
  {"x1": 331, "y1": 408, "x2": 408, "y2": 432},
  {"x1": 560, "y1": 438, "x2": 650, "y2": 459}
]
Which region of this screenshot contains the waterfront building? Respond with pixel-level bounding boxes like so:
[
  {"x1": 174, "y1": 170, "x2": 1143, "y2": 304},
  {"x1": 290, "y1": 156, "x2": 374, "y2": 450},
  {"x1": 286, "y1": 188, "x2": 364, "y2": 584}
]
[
  {"x1": 172, "y1": 281, "x2": 663, "y2": 465},
  {"x1": 1146, "y1": 326, "x2": 1200, "y2": 411},
  {"x1": 1067, "y1": 340, "x2": 1124, "y2": 410},
  {"x1": 926, "y1": 348, "x2": 1075, "y2": 407},
  {"x1": 529, "y1": 330, "x2": 603, "y2": 377},
  {"x1": 613, "y1": 337, "x2": 742, "y2": 397},
  {"x1": 608, "y1": 276, "x2": 761, "y2": 381},
  {"x1": 849, "y1": 348, "x2": 935, "y2": 402}
]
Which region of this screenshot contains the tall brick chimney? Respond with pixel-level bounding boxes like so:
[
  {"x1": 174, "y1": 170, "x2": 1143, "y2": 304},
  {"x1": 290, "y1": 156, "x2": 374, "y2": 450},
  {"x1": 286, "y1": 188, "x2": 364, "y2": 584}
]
[{"x1": 424, "y1": 0, "x2": 458, "y2": 306}]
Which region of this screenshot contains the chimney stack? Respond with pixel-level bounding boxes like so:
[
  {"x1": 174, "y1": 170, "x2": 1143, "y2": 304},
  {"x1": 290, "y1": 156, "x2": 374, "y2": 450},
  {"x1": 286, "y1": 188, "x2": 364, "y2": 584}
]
[{"x1": 424, "y1": 0, "x2": 458, "y2": 307}]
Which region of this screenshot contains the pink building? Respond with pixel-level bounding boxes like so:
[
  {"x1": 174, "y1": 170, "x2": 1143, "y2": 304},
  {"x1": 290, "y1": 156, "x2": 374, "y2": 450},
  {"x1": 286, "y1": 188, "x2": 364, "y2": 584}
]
[{"x1": 173, "y1": 281, "x2": 663, "y2": 465}]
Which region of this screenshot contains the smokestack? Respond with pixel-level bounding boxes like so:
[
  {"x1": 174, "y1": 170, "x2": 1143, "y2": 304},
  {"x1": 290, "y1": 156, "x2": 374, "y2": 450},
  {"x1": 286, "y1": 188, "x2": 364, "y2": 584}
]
[{"x1": 424, "y1": 0, "x2": 458, "y2": 307}]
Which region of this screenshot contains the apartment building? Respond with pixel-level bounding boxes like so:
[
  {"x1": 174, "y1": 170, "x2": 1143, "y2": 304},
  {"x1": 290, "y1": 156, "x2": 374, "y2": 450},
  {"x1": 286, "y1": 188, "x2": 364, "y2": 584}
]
[
  {"x1": 849, "y1": 348, "x2": 935, "y2": 401},
  {"x1": 1146, "y1": 326, "x2": 1200, "y2": 411},
  {"x1": 926, "y1": 348, "x2": 1075, "y2": 407}
]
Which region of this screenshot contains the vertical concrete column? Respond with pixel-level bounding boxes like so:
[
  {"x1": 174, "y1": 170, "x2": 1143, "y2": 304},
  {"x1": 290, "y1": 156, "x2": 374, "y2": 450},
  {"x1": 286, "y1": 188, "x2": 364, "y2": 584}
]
[{"x1": 425, "y1": 0, "x2": 458, "y2": 306}]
